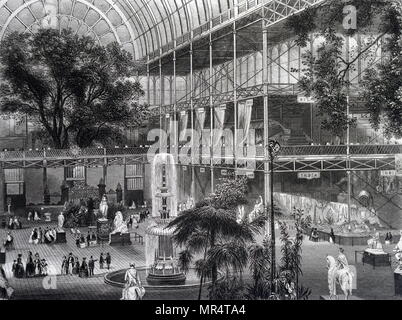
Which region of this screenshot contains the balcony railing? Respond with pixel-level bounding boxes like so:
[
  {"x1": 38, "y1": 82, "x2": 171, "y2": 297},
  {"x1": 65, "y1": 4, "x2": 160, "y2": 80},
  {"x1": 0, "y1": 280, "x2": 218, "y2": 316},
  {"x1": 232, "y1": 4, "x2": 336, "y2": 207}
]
[{"x1": 1, "y1": 144, "x2": 401, "y2": 162}]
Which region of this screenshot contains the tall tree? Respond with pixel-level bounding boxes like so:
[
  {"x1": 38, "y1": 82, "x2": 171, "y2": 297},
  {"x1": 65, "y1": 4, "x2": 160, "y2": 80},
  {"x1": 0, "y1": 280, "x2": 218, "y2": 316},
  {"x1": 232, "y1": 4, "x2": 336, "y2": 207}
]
[
  {"x1": 286, "y1": 0, "x2": 402, "y2": 140},
  {"x1": 0, "y1": 28, "x2": 148, "y2": 149}
]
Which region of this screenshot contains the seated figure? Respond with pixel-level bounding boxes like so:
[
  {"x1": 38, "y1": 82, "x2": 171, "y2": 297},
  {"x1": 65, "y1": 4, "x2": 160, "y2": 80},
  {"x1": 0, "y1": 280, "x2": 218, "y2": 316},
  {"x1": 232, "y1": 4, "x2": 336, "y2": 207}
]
[{"x1": 111, "y1": 211, "x2": 128, "y2": 235}]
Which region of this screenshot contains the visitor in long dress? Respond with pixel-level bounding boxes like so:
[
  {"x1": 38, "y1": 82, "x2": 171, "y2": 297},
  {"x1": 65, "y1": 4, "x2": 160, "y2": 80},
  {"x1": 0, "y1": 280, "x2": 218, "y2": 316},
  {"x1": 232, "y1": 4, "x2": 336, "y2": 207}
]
[
  {"x1": 12, "y1": 260, "x2": 17, "y2": 278},
  {"x1": 73, "y1": 257, "x2": 80, "y2": 275},
  {"x1": 106, "y1": 253, "x2": 111, "y2": 270},
  {"x1": 79, "y1": 258, "x2": 89, "y2": 278},
  {"x1": 99, "y1": 253, "x2": 104, "y2": 269},
  {"x1": 61, "y1": 256, "x2": 67, "y2": 275},
  {"x1": 26, "y1": 252, "x2": 35, "y2": 277},
  {"x1": 67, "y1": 253, "x2": 74, "y2": 275},
  {"x1": 34, "y1": 253, "x2": 42, "y2": 276},
  {"x1": 16, "y1": 254, "x2": 25, "y2": 278}
]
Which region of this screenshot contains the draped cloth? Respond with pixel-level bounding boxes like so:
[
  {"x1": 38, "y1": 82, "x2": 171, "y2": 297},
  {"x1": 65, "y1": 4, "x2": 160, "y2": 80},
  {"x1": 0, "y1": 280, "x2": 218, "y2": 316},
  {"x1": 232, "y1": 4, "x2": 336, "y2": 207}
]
[
  {"x1": 213, "y1": 105, "x2": 226, "y2": 150},
  {"x1": 179, "y1": 111, "x2": 188, "y2": 141},
  {"x1": 237, "y1": 100, "x2": 253, "y2": 147},
  {"x1": 194, "y1": 109, "x2": 206, "y2": 162}
]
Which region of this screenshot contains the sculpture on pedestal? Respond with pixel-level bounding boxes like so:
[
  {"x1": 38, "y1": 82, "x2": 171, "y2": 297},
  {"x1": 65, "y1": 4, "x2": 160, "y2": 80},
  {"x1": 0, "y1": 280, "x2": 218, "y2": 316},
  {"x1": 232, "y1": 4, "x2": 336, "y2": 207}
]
[
  {"x1": 99, "y1": 195, "x2": 108, "y2": 221},
  {"x1": 111, "y1": 211, "x2": 128, "y2": 234},
  {"x1": 57, "y1": 212, "x2": 65, "y2": 231}
]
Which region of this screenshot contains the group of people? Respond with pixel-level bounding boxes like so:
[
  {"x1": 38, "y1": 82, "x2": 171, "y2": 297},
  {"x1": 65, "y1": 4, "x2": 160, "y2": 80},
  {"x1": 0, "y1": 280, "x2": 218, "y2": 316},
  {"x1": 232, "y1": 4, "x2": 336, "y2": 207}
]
[
  {"x1": 1, "y1": 216, "x2": 22, "y2": 230},
  {"x1": 75, "y1": 231, "x2": 97, "y2": 248},
  {"x1": 12, "y1": 251, "x2": 49, "y2": 278},
  {"x1": 61, "y1": 253, "x2": 98, "y2": 277},
  {"x1": 27, "y1": 211, "x2": 41, "y2": 221},
  {"x1": 28, "y1": 227, "x2": 58, "y2": 244},
  {"x1": 136, "y1": 209, "x2": 150, "y2": 224},
  {"x1": 61, "y1": 252, "x2": 111, "y2": 277}
]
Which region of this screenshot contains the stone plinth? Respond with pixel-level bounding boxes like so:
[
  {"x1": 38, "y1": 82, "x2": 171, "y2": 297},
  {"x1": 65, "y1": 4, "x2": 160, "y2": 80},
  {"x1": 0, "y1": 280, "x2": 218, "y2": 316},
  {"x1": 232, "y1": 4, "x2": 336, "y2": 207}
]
[
  {"x1": 109, "y1": 232, "x2": 131, "y2": 246},
  {"x1": 395, "y1": 269, "x2": 402, "y2": 295},
  {"x1": 56, "y1": 231, "x2": 67, "y2": 243},
  {"x1": 97, "y1": 219, "x2": 110, "y2": 242},
  {"x1": 0, "y1": 251, "x2": 5, "y2": 264}
]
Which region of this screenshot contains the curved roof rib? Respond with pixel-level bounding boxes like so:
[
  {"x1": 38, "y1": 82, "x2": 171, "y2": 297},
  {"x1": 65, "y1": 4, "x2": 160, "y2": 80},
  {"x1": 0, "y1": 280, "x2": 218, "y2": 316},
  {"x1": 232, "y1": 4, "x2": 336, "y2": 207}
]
[{"x1": 0, "y1": 0, "x2": 324, "y2": 61}]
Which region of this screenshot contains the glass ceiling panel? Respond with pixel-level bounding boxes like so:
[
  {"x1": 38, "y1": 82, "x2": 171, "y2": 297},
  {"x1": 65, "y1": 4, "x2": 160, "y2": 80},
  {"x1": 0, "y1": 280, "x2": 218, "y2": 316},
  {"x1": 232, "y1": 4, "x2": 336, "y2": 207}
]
[{"x1": 0, "y1": 0, "x2": 249, "y2": 60}]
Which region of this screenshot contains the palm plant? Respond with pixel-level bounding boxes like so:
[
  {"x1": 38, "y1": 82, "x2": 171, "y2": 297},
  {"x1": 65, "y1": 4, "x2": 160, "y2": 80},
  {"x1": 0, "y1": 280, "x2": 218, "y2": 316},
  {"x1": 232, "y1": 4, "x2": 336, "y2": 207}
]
[
  {"x1": 168, "y1": 177, "x2": 266, "y2": 300},
  {"x1": 247, "y1": 237, "x2": 272, "y2": 300},
  {"x1": 247, "y1": 208, "x2": 312, "y2": 300}
]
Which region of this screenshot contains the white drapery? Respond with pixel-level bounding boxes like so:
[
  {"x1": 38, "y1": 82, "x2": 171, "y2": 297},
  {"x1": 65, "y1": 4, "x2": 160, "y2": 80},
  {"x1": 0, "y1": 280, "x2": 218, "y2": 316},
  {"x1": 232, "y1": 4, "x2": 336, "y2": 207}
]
[
  {"x1": 237, "y1": 99, "x2": 253, "y2": 146},
  {"x1": 213, "y1": 104, "x2": 226, "y2": 149},
  {"x1": 179, "y1": 111, "x2": 188, "y2": 141},
  {"x1": 195, "y1": 108, "x2": 206, "y2": 141}
]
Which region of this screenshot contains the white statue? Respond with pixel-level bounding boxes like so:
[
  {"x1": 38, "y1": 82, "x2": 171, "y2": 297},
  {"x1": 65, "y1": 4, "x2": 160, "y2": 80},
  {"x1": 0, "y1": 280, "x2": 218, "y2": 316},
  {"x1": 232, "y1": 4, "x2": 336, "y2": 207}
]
[
  {"x1": 326, "y1": 252, "x2": 353, "y2": 300},
  {"x1": 0, "y1": 266, "x2": 14, "y2": 300},
  {"x1": 34, "y1": 211, "x2": 40, "y2": 221},
  {"x1": 249, "y1": 195, "x2": 264, "y2": 223},
  {"x1": 121, "y1": 263, "x2": 145, "y2": 300},
  {"x1": 99, "y1": 195, "x2": 108, "y2": 220},
  {"x1": 237, "y1": 205, "x2": 245, "y2": 224},
  {"x1": 129, "y1": 201, "x2": 136, "y2": 210},
  {"x1": 111, "y1": 211, "x2": 128, "y2": 234},
  {"x1": 57, "y1": 213, "x2": 65, "y2": 231}
]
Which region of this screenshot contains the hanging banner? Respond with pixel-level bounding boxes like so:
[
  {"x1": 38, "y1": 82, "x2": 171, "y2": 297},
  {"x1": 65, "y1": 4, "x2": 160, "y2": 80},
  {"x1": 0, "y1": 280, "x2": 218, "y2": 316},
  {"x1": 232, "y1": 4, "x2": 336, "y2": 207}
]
[
  {"x1": 213, "y1": 104, "x2": 226, "y2": 148},
  {"x1": 297, "y1": 172, "x2": 320, "y2": 180},
  {"x1": 179, "y1": 111, "x2": 188, "y2": 141},
  {"x1": 237, "y1": 99, "x2": 253, "y2": 146},
  {"x1": 395, "y1": 154, "x2": 402, "y2": 176}
]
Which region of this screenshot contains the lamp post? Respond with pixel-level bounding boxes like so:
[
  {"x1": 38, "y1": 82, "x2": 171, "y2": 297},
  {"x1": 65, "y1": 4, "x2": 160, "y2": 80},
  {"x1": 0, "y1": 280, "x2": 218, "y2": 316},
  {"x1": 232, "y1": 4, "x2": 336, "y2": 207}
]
[{"x1": 267, "y1": 139, "x2": 281, "y2": 290}]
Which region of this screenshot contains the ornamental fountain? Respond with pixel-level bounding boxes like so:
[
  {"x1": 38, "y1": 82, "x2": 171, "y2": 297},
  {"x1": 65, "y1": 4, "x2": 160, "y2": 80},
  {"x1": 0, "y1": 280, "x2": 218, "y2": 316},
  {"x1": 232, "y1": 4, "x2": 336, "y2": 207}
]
[
  {"x1": 145, "y1": 153, "x2": 186, "y2": 285},
  {"x1": 105, "y1": 153, "x2": 196, "y2": 290}
]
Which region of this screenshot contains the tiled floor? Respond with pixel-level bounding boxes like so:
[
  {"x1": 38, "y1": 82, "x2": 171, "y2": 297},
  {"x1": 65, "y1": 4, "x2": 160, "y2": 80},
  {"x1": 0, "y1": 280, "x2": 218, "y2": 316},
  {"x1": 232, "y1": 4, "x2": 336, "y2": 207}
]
[{"x1": 1, "y1": 221, "x2": 402, "y2": 300}]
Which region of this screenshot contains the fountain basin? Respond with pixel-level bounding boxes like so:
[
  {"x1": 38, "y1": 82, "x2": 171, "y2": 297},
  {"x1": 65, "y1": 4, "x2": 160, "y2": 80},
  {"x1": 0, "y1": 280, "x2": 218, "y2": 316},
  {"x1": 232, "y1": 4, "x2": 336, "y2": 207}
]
[{"x1": 104, "y1": 267, "x2": 215, "y2": 290}]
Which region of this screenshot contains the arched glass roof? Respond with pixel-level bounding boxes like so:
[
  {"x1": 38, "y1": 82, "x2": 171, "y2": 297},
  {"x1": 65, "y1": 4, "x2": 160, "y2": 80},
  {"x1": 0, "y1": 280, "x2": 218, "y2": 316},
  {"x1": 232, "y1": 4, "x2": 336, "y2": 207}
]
[{"x1": 0, "y1": 0, "x2": 237, "y2": 60}]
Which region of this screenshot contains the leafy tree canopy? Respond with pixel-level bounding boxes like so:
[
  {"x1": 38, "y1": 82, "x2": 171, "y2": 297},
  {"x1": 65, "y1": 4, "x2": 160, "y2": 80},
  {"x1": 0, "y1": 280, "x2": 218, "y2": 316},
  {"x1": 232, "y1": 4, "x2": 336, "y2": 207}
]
[
  {"x1": 286, "y1": 0, "x2": 402, "y2": 139},
  {"x1": 0, "y1": 28, "x2": 148, "y2": 148}
]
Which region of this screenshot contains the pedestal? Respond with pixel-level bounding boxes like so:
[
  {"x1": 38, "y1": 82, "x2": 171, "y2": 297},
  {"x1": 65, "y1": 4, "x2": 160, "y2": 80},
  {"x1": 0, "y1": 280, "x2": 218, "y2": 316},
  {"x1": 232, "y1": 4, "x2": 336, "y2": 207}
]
[
  {"x1": 395, "y1": 269, "x2": 402, "y2": 296},
  {"x1": 97, "y1": 219, "x2": 110, "y2": 243},
  {"x1": 0, "y1": 251, "x2": 5, "y2": 264},
  {"x1": 362, "y1": 250, "x2": 391, "y2": 268},
  {"x1": 56, "y1": 231, "x2": 67, "y2": 244},
  {"x1": 109, "y1": 232, "x2": 131, "y2": 246}
]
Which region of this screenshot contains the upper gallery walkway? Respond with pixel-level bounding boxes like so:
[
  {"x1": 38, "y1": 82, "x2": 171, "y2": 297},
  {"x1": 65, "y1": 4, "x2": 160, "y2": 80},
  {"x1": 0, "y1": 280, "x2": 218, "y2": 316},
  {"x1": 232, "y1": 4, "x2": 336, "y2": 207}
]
[{"x1": 0, "y1": 144, "x2": 400, "y2": 172}]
